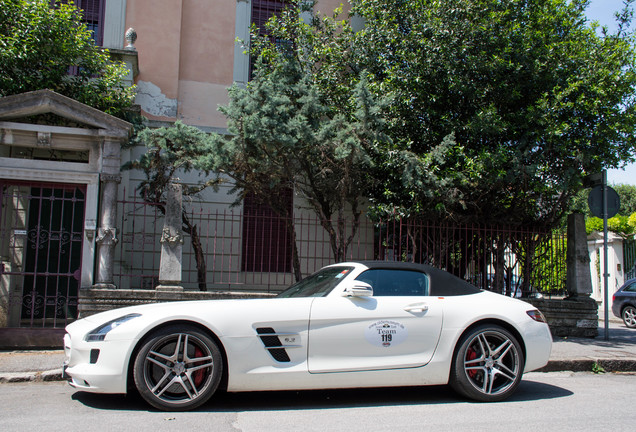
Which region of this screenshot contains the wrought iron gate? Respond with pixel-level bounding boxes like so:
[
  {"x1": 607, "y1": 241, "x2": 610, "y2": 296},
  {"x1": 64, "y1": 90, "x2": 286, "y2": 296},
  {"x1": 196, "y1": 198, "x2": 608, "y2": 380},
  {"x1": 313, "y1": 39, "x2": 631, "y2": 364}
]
[
  {"x1": 625, "y1": 238, "x2": 636, "y2": 281},
  {"x1": 0, "y1": 180, "x2": 85, "y2": 328}
]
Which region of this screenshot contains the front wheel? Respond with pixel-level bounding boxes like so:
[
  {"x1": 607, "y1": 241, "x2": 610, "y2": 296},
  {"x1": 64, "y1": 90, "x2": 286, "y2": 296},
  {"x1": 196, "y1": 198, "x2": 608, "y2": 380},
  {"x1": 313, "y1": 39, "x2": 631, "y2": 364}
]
[
  {"x1": 622, "y1": 306, "x2": 636, "y2": 328},
  {"x1": 133, "y1": 325, "x2": 223, "y2": 411},
  {"x1": 450, "y1": 325, "x2": 524, "y2": 402}
]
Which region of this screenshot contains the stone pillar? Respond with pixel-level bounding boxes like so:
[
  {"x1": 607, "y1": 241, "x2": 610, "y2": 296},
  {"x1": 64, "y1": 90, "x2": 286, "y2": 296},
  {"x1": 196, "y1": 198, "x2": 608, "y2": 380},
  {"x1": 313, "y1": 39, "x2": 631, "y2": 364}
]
[
  {"x1": 93, "y1": 174, "x2": 120, "y2": 289},
  {"x1": 93, "y1": 139, "x2": 122, "y2": 289},
  {"x1": 156, "y1": 182, "x2": 184, "y2": 292},
  {"x1": 566, "y1": 213, "x2": 593, "y2": 297}
]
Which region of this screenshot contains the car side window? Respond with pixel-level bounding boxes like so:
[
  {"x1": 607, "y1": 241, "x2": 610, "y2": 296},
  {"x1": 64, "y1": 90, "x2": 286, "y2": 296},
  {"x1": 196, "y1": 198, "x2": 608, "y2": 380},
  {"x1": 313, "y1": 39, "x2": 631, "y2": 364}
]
[
  {"x1": 625, "y1": 283, "x2": 636, "y2": 293},
  {"x1": 355, "y1": 269, "x2": 429, "y2": 296}
]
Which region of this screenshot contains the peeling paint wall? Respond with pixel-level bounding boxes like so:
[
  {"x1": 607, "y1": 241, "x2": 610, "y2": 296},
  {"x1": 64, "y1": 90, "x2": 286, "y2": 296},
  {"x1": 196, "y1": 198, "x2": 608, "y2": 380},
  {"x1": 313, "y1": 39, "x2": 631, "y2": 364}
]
[{"x1": 135, "y1": 81, "x2": 178, "y2": 118}]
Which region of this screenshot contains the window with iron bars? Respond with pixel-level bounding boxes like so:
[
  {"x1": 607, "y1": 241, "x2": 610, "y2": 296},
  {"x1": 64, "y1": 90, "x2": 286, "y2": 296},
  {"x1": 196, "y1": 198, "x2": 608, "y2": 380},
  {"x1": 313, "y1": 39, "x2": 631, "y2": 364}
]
[
  {"x1": 51, "y1": 0, "x2": 105, "y2": 46},
  {"x1": 250, "y1": 0, "x2": 293, "y2": 78},
  {"x1": 252, "y1": 0, "x2": 290, "y2": 36},
  {"x1": 242, "y1": 190, "x2": 293, "y2": 273}
]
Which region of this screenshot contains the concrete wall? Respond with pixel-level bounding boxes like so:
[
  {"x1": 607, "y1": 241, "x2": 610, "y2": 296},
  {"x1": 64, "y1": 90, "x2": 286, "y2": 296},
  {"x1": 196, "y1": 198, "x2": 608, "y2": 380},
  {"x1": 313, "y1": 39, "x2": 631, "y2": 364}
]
[
  {"x1": 527, "y1": 297, "x2": 598, "y2": 338},
  {"x1": 588, "y1": 231, "x2": 626, "y2": 314}
]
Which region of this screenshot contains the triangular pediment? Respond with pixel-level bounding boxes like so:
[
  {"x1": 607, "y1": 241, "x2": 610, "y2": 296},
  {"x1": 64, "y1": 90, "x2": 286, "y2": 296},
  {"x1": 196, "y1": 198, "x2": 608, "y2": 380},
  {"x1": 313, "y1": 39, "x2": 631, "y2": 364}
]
[{"x1": 0, "y1": 90, "x2": 131, "y2": 138}]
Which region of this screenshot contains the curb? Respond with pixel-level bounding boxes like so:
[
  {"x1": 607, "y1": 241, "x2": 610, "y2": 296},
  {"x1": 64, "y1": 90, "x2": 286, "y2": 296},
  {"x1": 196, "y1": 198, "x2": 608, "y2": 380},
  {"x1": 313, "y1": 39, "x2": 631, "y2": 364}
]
[
  {"x1": 538, "y1": 359, "x2": 636, "y2": 373},
  {"x1": 0, "y1": 368, "x2": 63, "y2": 384}
]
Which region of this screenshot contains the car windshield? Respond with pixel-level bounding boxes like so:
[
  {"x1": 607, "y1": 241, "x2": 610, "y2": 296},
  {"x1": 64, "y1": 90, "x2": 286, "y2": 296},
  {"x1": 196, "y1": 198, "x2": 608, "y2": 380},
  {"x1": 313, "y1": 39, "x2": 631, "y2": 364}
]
[{"x1": 277, "y1": 266, "x2": 354, "y2": 298}]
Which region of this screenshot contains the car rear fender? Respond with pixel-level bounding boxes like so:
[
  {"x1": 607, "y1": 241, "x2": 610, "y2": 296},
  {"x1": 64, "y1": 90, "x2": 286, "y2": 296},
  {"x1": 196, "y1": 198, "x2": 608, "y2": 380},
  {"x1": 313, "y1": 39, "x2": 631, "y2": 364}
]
[{"x1": 451, "y1": 318, "x2": 527, "y2": 362}]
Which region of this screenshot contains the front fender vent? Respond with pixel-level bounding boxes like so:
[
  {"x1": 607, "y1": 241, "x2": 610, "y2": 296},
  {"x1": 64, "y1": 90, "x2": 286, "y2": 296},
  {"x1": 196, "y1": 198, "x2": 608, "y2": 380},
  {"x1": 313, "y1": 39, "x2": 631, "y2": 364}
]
[{"x1": 256, "y1": 327, "x2": 293, "y2": 363}]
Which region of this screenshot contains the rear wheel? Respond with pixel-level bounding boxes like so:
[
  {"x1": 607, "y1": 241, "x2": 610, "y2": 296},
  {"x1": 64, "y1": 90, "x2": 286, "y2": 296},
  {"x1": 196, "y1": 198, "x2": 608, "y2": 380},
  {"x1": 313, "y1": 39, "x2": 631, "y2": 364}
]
[
  {"x1": 133, "y1": 325, "x2": 222, "y2": 411},
  {"x1": 450, "y1": 325, "x2": 524, "y2": 402},
  {"x1": 622, "y1": 306, "x2": 636, "y2": 328}
]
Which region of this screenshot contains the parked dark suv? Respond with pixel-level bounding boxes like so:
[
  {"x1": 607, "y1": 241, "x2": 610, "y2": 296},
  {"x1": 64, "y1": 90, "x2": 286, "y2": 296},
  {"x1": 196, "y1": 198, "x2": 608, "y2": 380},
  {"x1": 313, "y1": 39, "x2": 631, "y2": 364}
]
[{"x1": 612, "y1": 278, "x2": 636, "y2": 328}]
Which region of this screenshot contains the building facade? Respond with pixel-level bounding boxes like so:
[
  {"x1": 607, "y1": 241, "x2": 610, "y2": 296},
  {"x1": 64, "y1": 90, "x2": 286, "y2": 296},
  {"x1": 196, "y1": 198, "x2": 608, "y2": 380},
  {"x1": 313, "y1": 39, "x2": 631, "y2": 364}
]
[{"x1": 0, "y1": 0, "x2": 369, "y2": 346}]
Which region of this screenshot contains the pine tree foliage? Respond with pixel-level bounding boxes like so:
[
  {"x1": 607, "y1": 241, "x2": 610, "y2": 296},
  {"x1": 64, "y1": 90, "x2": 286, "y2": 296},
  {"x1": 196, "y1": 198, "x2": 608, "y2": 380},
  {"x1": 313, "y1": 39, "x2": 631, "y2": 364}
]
[
  {"x1": 216, "y1": 0, "x2": 636, "y2": 232},
  {"x1": 124, "y1": 122, "x2": 219, "y2": 291},
  {"x1": 205, "y1": 9, "x2": 391, "y2": 265}
]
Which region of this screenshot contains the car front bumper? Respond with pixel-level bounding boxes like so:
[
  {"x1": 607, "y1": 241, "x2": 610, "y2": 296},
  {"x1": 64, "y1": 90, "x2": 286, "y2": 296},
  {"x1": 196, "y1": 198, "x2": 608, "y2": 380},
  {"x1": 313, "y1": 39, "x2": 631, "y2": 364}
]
[
  {"x1": 520, "y1": 321, "x2": 553, "y2": 372},
  {"x1": 63, "y1": 333, "x2": 134, "y2": 394}
]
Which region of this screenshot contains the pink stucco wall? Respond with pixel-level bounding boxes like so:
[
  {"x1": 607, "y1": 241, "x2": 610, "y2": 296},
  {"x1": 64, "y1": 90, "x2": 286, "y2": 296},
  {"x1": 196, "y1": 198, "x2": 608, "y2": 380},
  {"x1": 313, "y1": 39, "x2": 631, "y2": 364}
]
[
  {"x1": 126, "y1": 0, "x2": 348, "y2": 129},
  {"x1": 178, "y1": 0, "x2": 236, "y2": 85},
  {"x1": 126, "y1": 0, "x2": 183, "y2": 100}
]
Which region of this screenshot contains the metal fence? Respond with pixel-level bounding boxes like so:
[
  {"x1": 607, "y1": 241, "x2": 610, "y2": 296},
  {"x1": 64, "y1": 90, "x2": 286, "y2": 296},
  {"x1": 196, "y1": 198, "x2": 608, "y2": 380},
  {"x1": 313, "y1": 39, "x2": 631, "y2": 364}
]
[
  {"x1": 625, "y1": 238, "x2": 636, "y2": 281},
  {"x1": 113, "y1": 197, "x2": 567, "y2": 296},
  {"x1": 375, "y1": 219, "x2": 566, "y2": 297}
]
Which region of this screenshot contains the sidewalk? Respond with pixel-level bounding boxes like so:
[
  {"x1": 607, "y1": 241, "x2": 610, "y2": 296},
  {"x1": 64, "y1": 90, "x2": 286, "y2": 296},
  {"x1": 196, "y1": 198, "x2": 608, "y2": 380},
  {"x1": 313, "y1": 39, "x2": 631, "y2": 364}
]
[
  {"x1": 544, "y1": 319, "x2": 636, "y2": 372},
  {"x1": 0, "y1": 320, "x2": 635, "y2": 384}
]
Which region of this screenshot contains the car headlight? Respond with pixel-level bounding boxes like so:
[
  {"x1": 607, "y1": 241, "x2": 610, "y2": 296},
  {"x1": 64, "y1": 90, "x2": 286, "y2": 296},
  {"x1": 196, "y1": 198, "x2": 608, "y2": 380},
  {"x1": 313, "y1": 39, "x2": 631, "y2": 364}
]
[
  {"x1": 526, "y1": 309, "x2": 547, "y2": 323},
  {"x1": 85, "y1": 313, "x2": 142, "y2": 342}
]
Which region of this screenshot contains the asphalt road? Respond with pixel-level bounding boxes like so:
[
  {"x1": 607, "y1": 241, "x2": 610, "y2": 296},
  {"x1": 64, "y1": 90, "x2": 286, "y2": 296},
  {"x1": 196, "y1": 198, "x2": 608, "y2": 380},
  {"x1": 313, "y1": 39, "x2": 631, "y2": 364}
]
[{"x1": 0, "y1": 371, "x2": 633, "y2": 432}]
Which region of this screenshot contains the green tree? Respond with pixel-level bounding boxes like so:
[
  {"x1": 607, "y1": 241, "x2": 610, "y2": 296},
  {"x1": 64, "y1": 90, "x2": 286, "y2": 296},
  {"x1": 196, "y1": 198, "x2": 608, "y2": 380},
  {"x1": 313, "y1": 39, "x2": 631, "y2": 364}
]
[
  {"x1": 0, "y1": 0, "x2": 134, "y2": 116},
  {"x1": 124, "y1": 122, "x2": 219, "y2": 291},
  {"x1": 351, "y1": 0, "x2": 636, "y2": 228},
  {"x1": 205, "y1": 8, "x2": 390, "y2": 279},
  {"x1": 630, "y1": 212, "x2": 636, "y2": 231},
  {"x1": 614, "y1": 184, "x2": 636, "y2": 215},
  {"x1": 586, "y1": 214, "x2": 635, "y2": 235},
  {"x1": 226, "y1": 0, "x2": 636, "y2": 290}
]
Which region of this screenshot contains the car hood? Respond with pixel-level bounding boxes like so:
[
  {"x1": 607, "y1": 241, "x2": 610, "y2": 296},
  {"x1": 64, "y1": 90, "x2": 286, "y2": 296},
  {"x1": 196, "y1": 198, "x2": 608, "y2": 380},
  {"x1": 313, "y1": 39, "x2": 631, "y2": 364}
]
[{"x1": 66, "y1": 297, "x2": 315, "y2": 341}]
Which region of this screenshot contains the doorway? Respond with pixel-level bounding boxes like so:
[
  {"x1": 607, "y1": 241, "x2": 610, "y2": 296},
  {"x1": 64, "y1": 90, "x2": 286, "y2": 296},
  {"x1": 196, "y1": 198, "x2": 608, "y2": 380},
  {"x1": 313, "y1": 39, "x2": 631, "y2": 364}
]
[{"x1": 0, "y1": 180, "x2": 85, "y2": 328}]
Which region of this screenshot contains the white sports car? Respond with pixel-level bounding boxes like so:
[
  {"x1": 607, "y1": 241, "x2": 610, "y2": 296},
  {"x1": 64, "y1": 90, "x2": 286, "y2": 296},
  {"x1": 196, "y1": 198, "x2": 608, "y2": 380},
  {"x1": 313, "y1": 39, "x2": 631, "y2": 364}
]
[{"x1": 63, "y1": 261, "x2": 552, "y2": 411}]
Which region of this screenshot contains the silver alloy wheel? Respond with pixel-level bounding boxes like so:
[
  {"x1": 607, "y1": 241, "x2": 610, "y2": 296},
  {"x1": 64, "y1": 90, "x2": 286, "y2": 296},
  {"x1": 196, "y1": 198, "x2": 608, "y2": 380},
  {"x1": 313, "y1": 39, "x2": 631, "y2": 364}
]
[
  {"x1": 623, "y1": 306, "x2": 636, "y2": 328},
  {"x1": 134, "y1": 326, "x2": 222, "y2": 411},
  {"x1": 461, "y1": 329, "x2": 521, "y2": 396}
]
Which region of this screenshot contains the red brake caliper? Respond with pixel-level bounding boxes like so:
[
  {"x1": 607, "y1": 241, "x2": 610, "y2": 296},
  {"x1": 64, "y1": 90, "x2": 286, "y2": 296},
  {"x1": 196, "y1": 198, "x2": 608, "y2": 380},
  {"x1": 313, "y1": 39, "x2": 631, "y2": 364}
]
[
  {"x1": 193, "y1": 347, "x2": 205, "y2": 387},
  {"x1": 466, "y1": 348, "x2": 478, "y2": 378}
]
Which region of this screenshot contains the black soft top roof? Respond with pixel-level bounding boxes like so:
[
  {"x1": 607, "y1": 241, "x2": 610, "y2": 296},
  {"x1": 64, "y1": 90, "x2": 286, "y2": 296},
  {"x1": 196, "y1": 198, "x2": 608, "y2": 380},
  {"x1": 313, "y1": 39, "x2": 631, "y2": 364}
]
[{"x1": 355, "y1": 261, "x2": 481, "y2": 296}]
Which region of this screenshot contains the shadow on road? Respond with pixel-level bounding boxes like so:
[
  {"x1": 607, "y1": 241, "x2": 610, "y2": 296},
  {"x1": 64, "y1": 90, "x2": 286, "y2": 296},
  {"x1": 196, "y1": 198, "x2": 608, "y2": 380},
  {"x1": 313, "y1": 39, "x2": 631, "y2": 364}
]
[
  {"x1": 511, "y1": 379, "x2": 573, "y2": 401},
  {"x1": 71, "y1": 379, "x2": 572, "y2": 412}
]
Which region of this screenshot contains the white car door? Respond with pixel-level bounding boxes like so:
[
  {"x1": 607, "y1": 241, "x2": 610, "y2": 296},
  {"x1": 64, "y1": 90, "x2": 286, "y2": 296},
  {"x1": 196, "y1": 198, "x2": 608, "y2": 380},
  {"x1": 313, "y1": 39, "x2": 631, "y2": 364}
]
[{"x1": 307, "y1": 268, "x2": 444, "y2": 373}]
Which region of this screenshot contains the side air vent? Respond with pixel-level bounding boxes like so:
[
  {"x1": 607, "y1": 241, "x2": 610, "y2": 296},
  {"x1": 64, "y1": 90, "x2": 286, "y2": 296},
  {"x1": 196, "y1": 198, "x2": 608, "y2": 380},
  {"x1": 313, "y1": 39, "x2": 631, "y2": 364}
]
[{"x1": 256, "y1": 327, "x2": 294, "y2": 363}]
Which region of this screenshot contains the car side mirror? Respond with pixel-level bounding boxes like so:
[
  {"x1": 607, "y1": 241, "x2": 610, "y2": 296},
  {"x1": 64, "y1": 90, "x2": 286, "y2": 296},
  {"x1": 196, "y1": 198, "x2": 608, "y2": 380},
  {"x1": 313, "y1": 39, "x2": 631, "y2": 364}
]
[{"x1": 343, "y1": 281, "x2": 373, "y2": 297}]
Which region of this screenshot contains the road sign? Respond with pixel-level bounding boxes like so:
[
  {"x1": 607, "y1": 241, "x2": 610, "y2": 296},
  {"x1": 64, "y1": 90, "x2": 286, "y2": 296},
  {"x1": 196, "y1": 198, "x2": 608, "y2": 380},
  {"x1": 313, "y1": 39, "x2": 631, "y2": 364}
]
[{"x1": 588, "y1": 185, "x2": 620, "y2": 218}]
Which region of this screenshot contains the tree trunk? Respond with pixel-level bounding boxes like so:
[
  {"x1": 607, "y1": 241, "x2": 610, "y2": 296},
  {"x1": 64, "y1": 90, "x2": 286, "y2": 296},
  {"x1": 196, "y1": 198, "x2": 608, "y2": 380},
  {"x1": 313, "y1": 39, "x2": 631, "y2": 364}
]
[
  {"x1": 284, "y1": 218, "x2": 303, "y2": 282},
  {"x1": 182, "y1": 213, "x2": 207, "y2": 291}
]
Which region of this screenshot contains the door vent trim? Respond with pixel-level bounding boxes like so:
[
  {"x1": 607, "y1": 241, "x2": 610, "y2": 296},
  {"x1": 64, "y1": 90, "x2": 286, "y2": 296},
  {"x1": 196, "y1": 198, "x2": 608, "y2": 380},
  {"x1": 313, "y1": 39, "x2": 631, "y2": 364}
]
[{"x1": 255, "y1": 327, "x2": 299, "y2": 363}]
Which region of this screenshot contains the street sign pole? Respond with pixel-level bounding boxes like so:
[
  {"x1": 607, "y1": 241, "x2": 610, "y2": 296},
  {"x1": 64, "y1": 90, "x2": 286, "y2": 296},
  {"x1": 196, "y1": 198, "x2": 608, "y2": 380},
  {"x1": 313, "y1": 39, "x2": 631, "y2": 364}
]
[
  {"x1": 586, "y1": 171, "x2": 620, "y2": 341},
  {"x1": 602, "y1": 171, "x2": 609, "y2": 341}
]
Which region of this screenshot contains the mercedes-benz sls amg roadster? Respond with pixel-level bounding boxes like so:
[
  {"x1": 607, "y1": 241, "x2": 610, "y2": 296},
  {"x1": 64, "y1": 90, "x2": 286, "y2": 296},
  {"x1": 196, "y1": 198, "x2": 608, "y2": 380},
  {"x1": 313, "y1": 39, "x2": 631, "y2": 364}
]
[{"x1": 63, "y1": 261, "x2": 552, "y2": 411}]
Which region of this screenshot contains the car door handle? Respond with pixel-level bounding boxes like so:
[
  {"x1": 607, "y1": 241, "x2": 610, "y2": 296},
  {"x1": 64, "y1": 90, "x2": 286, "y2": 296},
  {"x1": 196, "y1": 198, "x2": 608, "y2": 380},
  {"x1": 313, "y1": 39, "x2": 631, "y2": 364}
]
[{"x1": 404, "y1": 303, "x2": 429, "y2": 313}]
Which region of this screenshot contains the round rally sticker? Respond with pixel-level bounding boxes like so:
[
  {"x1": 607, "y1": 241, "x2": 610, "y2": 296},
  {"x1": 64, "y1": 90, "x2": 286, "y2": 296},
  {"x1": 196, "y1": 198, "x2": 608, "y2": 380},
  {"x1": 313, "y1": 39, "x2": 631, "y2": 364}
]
[{"x1": 365, "y1": 320, "x2": 407, "y2": 347}]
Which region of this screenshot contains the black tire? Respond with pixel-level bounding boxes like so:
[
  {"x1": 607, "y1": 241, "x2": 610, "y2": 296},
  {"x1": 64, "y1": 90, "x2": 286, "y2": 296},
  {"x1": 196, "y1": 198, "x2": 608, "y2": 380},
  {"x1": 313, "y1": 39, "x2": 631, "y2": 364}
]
[
  {"x1": 133, "y1": 325, "x2": 222, "y2": 411},
  {"x1": 622, "y1": 306, "x2": 636, "y2": 329},
  {"x1": 449, "y1": 325, "x2": 524, "y2": 402}
]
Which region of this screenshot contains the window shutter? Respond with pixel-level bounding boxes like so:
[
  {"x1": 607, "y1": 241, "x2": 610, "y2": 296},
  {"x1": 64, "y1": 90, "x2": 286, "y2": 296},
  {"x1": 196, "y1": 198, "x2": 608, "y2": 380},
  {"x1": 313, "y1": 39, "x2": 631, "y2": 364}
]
[{"x1": 242, "y1": 190, "x2": 293, "y2": 273}]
